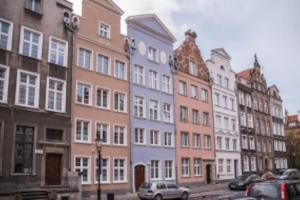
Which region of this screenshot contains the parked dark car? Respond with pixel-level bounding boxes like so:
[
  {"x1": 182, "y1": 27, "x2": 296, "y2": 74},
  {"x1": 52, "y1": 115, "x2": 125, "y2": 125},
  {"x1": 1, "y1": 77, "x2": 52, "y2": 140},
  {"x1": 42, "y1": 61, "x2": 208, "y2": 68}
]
[
  {"x1": 279, "y1": 169, "x2": 300, "y2": 180},
  {"x1": 228, "y1": 174, "x2": 261, "y2": 190},
  {"x1": 245, "y1": 180, "x2": 300, "y2": 200}
]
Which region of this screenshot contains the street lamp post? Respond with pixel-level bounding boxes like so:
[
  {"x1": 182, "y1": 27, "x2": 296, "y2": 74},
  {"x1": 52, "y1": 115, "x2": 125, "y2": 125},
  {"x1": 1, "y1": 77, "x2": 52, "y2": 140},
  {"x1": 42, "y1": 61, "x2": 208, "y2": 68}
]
[{"x1": 95, "y1": 138, "x2": 102, "y2": 200}]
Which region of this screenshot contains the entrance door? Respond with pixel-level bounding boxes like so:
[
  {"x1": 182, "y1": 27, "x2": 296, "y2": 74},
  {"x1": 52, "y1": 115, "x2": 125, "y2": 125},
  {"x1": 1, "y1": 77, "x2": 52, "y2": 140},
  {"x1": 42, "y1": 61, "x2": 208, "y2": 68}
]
[
  {"x1": 135, "y1": 165, "x2": 145, "y2": 191},
  {"x1": 206, "y1": 164, "x2": 211, "y2": 184},
  {"x1": 265, "y1": 159, "x2": 269, "y2": 170},
  {"x1": 234, "y1": 160, "x2": 238, "y2": 178},
  {"x1": 45, "y1": 153, "x2": 62, "y2": 185}
]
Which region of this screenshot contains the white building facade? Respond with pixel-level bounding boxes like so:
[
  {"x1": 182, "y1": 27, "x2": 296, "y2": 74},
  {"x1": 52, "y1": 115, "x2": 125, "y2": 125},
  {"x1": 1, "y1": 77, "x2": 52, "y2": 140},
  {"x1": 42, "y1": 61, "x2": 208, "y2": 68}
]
[{"x1": 206, "y1": 48, "x2": 242, "y2": 180}]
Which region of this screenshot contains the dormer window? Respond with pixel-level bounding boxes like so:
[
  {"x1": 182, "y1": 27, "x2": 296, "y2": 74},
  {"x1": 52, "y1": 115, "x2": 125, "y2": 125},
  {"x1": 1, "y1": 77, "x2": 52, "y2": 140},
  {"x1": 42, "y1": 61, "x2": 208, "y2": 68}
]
[
  {"x1": 188, "y1": 59, "x2": 198, "y2": 76},
  {"x1": 99, "y1": 22, "x2": 110, "y2": 39},
  {"x1": 25, "y1": 0, "x2": 42, "y2": 14}
]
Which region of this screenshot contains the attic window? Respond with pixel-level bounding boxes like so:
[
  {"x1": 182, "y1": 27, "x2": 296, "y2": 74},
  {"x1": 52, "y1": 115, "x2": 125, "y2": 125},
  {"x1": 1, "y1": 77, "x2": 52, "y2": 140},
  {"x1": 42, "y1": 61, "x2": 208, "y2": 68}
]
[
  {"x1": 99, "y1": 22, "x2": 110, "y2": 39},
  {"x1": 220, "y1": 65, "x2": 224, "y2": 70}
]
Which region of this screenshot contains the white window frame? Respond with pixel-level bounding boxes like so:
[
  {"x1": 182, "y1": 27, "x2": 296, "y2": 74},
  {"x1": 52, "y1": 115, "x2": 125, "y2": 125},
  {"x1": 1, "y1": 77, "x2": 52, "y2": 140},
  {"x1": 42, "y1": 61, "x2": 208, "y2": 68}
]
[
  {"x1": 150, "y1": 129, "x2": 160, "y2": 146},
  {"x1": 162, "y1": 74, "x2": 172, "y2": 94},
  {"x1": 95, "y1": 86, "x2": 111, "y2": 110},
  {"x1": 94, "y1": 156, "x2": 110, "y2": 184},
  {"x1": 133, "y1": 96, "x2": 145, "y2": 118},
  {"x1": 191, "y1": 85, "x2": 198, "y2": 99},
  {"x1": 188, "y1": 58, "x2": 198, "y2": 76},
  {"x1": 0, "y1": 65, "x2": 9, "y2": 103},
  {"x1": 113, "y1": 90, "x2": 127, "y2": 113},
  {"x1": 114, "y1": 59, "x2": 127, "y2": 80},
  {"x1": 95, "y1": 121, "x2": 110, "y2": 145},
  {"x1": 165, "y1": 160, "x2": 174, "y2": 180},
  {"x1": 149, "y1": 99, "x2": 159, "y2": 121},
  {"x1": 218, "y1": 159, "x2": 223, "y2": 174},
  {"x1": 201, "y1": 89, "x2": 208, "y2": 102},
  {"x1": 193, "y1": 133, "x2": 201, "y2": 149},
  {"x1": 48, "y1": 36, "x2": 68, "y2": 67},
  {"x1": 74, "y1": 118, "x2": 92, "y2": 143},
  {"x1": 76, "y1": 81, "x2": 93, "y2": 106},
  {"x1": 45, "y1": 76, "x2": 66, "y2": 113},
  {"x1": 74, "y1": 156, "x2": 91, "y2": 184},
  {"x1": 150, "y1": 160, "x2": 161, "y2": 180},
  {"x1": 147, "y1": 46, "x2": 158, "y2": 62},
  {"x1": 19, "y1": 26, "x2": 43, "y2": 59},
  {"x1": 15, "y1": 69, "x2": 40, "y2": 108},
  {"x1": 134, "y1": 127, "x2": 146, "y2": 145},
  {"x1": 96, "y1": 52, "x2": 111, "y2": 75},
  {"x1": 179, "y1": 80, "x2": 187, "y2": 96},
  {"x1": 194, "y1": 158, "x2": 201, "y2": 176},
  {"x1": 0, "y1": 18, "x2": 13, "y2": 51},
  {"x1": 250, "y1": 157, "x2": 257, "y2": 171},
  {"x1": 162, "y1": 103, "x2": 172, "y2": 123},
  {"x1": 181, "y1": 158, "x2": 190, "y2": 177},
  {"x1": 164, "y1": 132, "x2": 173, "y2": 147},
  {"x1": 243, "y1": 156, "x2": 249, "y2": 172},
  {"x1": 98, "y1": 21, "x2": 111, "y2": 39},
  {"x1": 133, "y1": 64, "x2": 145, "y2": 86},
  {"x1": 113, "y1": 157, "x2": 127, "y2": 183},
  {"x1": 148, "y1": 69, "x2": 159, "y2": 90},
  {"x1": 77, "y1": 46, "x2": 93, "y2": 70},
  {"x1": 113, "y1": 124, "x2": 127, "y2": 146},
  {"x1": 204, "y1": 135, "x2": 211, "y2": 149},
  {"x1": 181, "y1": 132, "x2": 189, "y2": 147}
]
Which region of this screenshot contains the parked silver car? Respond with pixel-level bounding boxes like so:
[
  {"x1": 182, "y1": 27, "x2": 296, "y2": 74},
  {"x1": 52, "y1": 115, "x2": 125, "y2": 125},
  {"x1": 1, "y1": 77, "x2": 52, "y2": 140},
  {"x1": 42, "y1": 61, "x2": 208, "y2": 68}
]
[{"x1": 137, "y1": 182, "x2": 190, "y2": 200}]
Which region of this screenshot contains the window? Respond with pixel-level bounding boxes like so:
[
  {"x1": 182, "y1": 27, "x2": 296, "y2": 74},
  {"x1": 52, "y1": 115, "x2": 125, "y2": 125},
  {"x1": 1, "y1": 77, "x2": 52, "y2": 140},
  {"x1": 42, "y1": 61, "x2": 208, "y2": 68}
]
[
  {"x1": 16, "y1": 70, "x2": 40, "y2": 108},
  {"x1": 148, "y1": 70, "x2": 159, "y2": 90},
  {"x1": 150, "y1": 160, "x2": 160, "y2": 179},
  {"x1": 78, "y1": 47, "x2": 92, "y2": 70},
  {"x1": 96, "y1": 122, "x2": 109, "y2": 144},
  {"x1": 217, "y1": 136, "x2": 222, "y2": 150},
  {"x1": 230, "y1": 98, "x2": 235, "y2": 110},
  {"x1": 194, "y1": 158, "x2": 201, "y2": 176},
  {"x1": 204, "y1": 135, "x2": 211, "y2": 149},
  {"x1": 224, "y1": 77, "x2": 229, "y2": 88},
  {"x1": 179, "y1": 81, "x2": 187, "y2": 96},
  {"x1": 217, "y1": 74, "x2": 222, "y2": 85},
  {"x1": 75, "y1": 157, "x2": 90, "y2": 184},
  {"x1": 192, "y1": 109, "x2": 199, "y2": 124},
  {"x1": 164, "y1": 132, "x2": 173, "y2": 147},
  {"x1": 133, "y1": 65, "x2": 144, "y2": 85},
  {"x1": 134, "y1": 128, "x2": 145, "y2": 145},
  {"x1": 163, "y1": 103, "x2": 172, "y2": 123},
  {"x1": 97, "y1": 54, "x2": 110, "y2": 75},
  {"x1": 25, "y1": 0, "x2": 42, "y2": 13},
  {"x1": 216, "y1": 115, "x2": 221, "y2": 128},
  {"x1": 96, "y1": 158, "x2": 109, "y2": 183},
  {"x1": 215, "y1": 93, "x2": 220, "y2": 106},
  {"x1": 218, "y1": 159, "x2": 223, "y2": 173},
  {"x1": 180, "y1": 106, "x2": 188, "y2": 122},
  {"x1": 114, "y1": 158, "x2": 126, "y2": 182},
  {"x1": 181, "y1": 132, "x2": 189, "y2": 147},
  {"x1": 76, "y1": 82, "x2": 91, "y2": 105},
  {"x1": 14, "y1": 125, "x2": 34, "y2": 174},
  {"x1": 226, "y1": 159, "x2": 231, "y2": 173},
  {"x1": 243, "y1": 156, "x2": 249, "y2": 172},
  {"x1": 238, "y1": 90, "x2": 245, "y2": 105},
  {"x1": 114, "y1": 60, "x2": 126, "y2": 80},
  {"x1": 96, "y1": 87, "x2": 110, "y2": 109},
  {"x1": 240, "y1": 112, "x2": 246, "y2": 127},
  {"x1": 75, "y1": 119, "x2": 91, "y2": 142},
  {"x1": 203, "y1": 112, "x2": 209, "y2": 126},
  {"x1": 149, "y1": 100, "x2": 159, "y2": 120},
  {"x1": 242, "y1": 135, "x2": 248, "y2": 149},
  {"x1": 46, "y1": 77, "x2": 65, "y2": 112},
  {"x1": 162, "y1": 74, "x2": 171, "y2": 93},
  {"x1": 249, "y1": 136, "x2": 255, "y2": 150},
  {"x1": 134, "y1": 96, "x2": 145, "y2": 118},
  {"x1": 225, "y1": 138, "x2": 230, "y2": 150},
  {"x1": 0, "y1": 18, "x2": 13, "y2": 51},
  {"x1": 201, "y1": 89, "x2": 208, "y2": 102},
  {"x1": 188, "y1": 59, "x2": 198, "y2": 76},
  {"x1": 250, "y1": 157, "x2": 256, "y2": 171},
  {"x1": 231, "y1": 119, "x2": 236, "y2": 131},
  {"x1": 193, "y1": 133, "x2": 201, "y2": 148},
  {"x1": 46, "y1": 128, "x2": 63, "y2": 142},
  {"x1": 148, "y1": 46, "x2": 158, "y2": 62},
  {"x1": 49, "y1": 37, "x2": 68, "y2": 67},
  {"x1": 223, "y1": 96, "x2": 228, "y2": 108},
  {"x1": 182, "y1": 158, "x2": 190, "y2": 177},
  {"x1": 114, "y1": 92, "x2": 126, "y2": 112},
  {"x1": 0, "y1": 65, "x2": 9, "y2": 103},
  {"x1": 191, "y1": 85, "x2": 198, "y2": 99},
  {"x1": 99, "y1": 22, "x2": 110, "y2": 39},
  {"x1": 224, "y1": 117, "x2": 229, "y2": 129},
  {"x1": 233, "y1": 139, "x2": 237, "y2": 151},
  {"x1": 247, "y1": 114, "x2": 253, "y2": 128},
  {"x1": 165, "y1": 160, "x2": 173, "y2": 179},
  {"x1": 246, "y1": 94, "x2": 252, "y2": 107},
  {"x1": 150, "y1": 130, "x2": 160, "y2": 146},
  {"x1": 113, "y1": 125, "x2": 126, "y2": 145}
]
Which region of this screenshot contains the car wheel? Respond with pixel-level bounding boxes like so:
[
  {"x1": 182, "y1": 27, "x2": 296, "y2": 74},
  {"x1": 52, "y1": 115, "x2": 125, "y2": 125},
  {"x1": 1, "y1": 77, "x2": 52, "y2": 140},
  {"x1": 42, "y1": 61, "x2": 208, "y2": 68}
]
[
  {"x1": 181, "y1": 192, "x2": 188, "y2": 200},
  {"x1": 154, "y1": 194, "x2": 163, "y2": 200}
]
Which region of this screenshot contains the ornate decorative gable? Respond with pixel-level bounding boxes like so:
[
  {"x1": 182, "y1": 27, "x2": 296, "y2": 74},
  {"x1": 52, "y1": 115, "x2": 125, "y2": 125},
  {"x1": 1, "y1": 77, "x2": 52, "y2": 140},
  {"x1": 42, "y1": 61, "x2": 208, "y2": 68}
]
[
  {"x1": 126, "y1": 14, "x2": 176, "y2": 43},
  {"x1": 174, "y1": 30, "x2": 210, "y2": 82},
  {"x1": 212, "y1": 48, "x2": 231, "y2": 61}
]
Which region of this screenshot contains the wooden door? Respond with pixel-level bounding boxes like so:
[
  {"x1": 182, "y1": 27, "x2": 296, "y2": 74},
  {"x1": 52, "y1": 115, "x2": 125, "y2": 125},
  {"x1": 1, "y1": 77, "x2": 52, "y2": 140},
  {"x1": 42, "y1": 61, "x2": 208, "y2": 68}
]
[
  {"x1": 206, "y1": 164, "x2": 211, "y2": 184},
  {"x1": 45, "y1": 153, "x2": 62, "y2": 185},
  {"x1": 135, "y1": 165, "x2": 145, "y2": 191}
]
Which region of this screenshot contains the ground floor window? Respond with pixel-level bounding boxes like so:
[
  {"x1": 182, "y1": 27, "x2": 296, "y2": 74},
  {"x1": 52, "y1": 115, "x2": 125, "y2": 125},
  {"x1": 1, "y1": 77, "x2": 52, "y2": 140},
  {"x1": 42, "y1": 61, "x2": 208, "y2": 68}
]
[
  {"x1": 194, "y1": 158, "x2": 201, "y2": 176},
  {"x1": 75, "y1": 157, "x2": 90, "y2": 184},
  {"x1": 95, "y1": 157, "x2": 109, "y2": 183},
  {"x1": 243, "y1": 156, "x2": 249, "y2": 172},
  {"x1": 150, "y1": 160, "x2": 160, "y2": 180},
  {"x1": 165, "y1": 160, "x2": 173, "y2": 179},
  {"x1": 181, "y1": 158, "x2": 190, "y2": 177},
  {"x1": 218, "y1": 159, "x2": 223, "y2": 173},
  {"x1": 250, "y1": 157, "x2": 257, "y2": 171},
  {"x1": 114, "y1": 158, "x2": 126, "y2": 182}
]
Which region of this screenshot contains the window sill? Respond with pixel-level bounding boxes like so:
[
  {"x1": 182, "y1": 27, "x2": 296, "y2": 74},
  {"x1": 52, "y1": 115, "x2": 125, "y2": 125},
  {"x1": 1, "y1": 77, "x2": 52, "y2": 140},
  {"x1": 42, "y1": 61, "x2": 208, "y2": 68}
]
[
  {"x1": 113, "y1": 180, "x2": 128, "y2": 184},
  {"x1": 74, "y1": 141, "x2": 92, "y2": 145},
  {"x1": 95, "y1": 106, "x2": 111, "y2": 111},
  {"x1": 75, "y1": 102, "x2": 93, "y2": 108},
  {"x1": 113, "y1": 109, "x2": 128, "y2": 114},
  {"x1": 49, "y1": 61, "x2": 67, "y2": 68}
]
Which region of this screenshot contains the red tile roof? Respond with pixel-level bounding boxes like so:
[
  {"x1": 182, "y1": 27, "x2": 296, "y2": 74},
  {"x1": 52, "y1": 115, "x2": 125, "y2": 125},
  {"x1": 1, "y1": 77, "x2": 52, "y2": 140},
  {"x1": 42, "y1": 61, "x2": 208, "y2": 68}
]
[
  {"x1": 288, "y1": 115, "x2": 298, "y2": 122},
  {"x1": 237, "y1": 68, "x2": 252, "y2": 80}
]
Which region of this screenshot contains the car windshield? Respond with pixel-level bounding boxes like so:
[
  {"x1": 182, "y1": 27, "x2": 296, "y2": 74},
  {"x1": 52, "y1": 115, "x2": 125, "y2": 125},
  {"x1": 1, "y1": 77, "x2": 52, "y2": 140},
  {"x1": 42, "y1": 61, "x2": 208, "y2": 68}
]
[
  {"x1": 237, "y1": 175, "x2": 248, "y2": 181},
  {"x1": 247, "y1": 175, "x2": 259, "y2": 181},
  {"x1": 248, "y1": 184, "x2": 280, "y2": 199},
  {"x1": 140, "y1": 183, "x2": 152, "y2": 189}
]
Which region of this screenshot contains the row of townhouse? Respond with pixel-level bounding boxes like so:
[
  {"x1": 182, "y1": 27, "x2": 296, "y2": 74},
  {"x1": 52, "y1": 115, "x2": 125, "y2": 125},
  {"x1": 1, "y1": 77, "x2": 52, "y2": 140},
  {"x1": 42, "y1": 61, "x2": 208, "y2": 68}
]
[{"x1": 0, "y1": 0, "x2": 288, "y2": 199}]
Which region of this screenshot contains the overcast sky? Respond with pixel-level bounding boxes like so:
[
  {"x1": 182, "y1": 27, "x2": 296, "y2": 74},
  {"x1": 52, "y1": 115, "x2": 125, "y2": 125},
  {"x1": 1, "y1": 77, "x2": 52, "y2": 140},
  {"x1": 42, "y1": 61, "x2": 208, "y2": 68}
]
[{"x1": 70, "y1": 0, "x2": 300, "y2": 114}]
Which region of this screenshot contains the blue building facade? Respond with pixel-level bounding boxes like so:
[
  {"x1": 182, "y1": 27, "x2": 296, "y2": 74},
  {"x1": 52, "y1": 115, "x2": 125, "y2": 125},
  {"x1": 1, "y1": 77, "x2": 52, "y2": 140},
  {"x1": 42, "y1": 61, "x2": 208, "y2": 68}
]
[{"x1": 126, "y1": 14, "x2": 176, "y2": 191}]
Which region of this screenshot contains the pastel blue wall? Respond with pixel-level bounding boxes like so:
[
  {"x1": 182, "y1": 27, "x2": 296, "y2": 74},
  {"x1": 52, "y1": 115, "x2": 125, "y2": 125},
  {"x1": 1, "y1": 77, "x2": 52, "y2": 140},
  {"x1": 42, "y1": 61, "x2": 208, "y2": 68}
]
[{"x1": 127, "y1": 16, "x2": 176, "y2": 189}]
